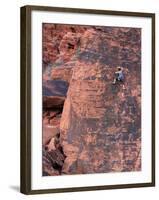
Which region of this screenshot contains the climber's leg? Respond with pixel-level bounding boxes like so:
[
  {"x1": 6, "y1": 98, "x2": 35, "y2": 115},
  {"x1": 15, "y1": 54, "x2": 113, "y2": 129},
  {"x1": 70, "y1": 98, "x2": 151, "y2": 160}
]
[{"x1": 112, "y1": 78, "x2": 117, "y2": 84}]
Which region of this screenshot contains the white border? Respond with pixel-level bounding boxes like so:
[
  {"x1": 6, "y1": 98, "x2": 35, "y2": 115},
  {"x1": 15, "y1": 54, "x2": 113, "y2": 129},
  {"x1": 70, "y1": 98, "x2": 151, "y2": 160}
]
[{"x1": 31, "y1": 10, "x2": 152, "y2": 190}]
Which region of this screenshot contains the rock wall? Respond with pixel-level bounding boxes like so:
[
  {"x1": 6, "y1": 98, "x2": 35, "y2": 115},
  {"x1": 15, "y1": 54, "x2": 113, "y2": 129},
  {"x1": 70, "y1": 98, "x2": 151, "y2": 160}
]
[
  {"x1": 60, "y1": 63, "x2": 141, "y2": 174},
  {"x1": 42, "y1": 24, "x2": 141, "y2": 175}
]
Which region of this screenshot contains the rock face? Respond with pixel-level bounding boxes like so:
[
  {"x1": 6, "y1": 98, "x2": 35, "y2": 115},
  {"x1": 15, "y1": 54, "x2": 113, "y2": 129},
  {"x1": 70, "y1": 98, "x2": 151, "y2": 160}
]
[
  {"x1": 60, "y1": 63, "x2": 141, "y2": 174},
  {"x1": 51, "y1": 66, "x2": 73, "y2": 83},
  {"x1": 42, "y1": 24, "x2": 141, "y2": 175},
  {"x1": 42, "y1": 24, "x2": 86, "y2": 66}
]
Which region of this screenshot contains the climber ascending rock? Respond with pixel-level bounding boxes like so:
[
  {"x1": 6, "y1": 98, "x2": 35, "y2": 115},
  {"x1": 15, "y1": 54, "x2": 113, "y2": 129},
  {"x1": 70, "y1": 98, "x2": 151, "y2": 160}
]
[{"x1": 112, "y1": 66, "x2": 124, "y2": 84}]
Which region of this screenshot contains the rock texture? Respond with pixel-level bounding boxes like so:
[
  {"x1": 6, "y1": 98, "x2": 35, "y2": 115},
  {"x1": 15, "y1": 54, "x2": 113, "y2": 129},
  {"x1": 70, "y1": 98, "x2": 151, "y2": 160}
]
[
  {"x1": 43, "y1": 96, "x2": 65, "y2": 109},
  {"x1": 60, "y1": 63, "x2": 141, "y2": 174},
  {"x1": 42, "y1": 24, "x2": 86, "y2": 66},
  {"x1": 51, "y1": 66, "x2": 73, "y2": 83},
  {"x1": 42, "y1": 24, "x2": 141, "y2": 175}
]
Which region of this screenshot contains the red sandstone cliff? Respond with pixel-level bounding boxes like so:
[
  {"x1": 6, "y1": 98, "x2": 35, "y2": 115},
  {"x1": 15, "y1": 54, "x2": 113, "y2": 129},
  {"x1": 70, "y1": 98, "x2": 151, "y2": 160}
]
[{"x1": 42, "y1": 24, "x2": 141, "y2": 175}]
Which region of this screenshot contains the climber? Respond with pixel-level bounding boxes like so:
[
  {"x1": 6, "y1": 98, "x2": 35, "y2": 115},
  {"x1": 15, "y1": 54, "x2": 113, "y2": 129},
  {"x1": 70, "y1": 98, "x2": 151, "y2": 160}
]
[{"x1": 112, "y1": 66, "x2": 124, "y2": 84}]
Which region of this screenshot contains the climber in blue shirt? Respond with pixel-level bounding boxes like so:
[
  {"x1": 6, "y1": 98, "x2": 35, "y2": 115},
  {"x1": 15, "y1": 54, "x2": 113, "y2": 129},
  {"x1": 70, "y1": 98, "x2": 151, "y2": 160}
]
[{"x1": 113, "y1": 67, "x2": 124, "y2": 84}]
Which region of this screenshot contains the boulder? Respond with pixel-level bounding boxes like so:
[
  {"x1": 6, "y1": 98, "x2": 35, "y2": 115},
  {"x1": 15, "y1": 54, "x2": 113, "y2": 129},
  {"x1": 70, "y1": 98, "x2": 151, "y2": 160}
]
[
  {"x1": 42, "y1": 148, "x2": 65, "y2": 176},
  {"x1": 46, "y1": 137, "x2": 56, "y2": 151},
  {"x1": 42, "y1": 125, "x2": 60, "y2": 145}
]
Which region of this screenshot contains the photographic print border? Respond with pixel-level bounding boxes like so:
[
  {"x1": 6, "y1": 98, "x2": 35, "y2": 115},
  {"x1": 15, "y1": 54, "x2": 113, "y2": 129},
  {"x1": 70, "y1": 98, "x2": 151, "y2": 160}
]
[{"x1": 20, "y1": 5, "x2": 155, "y2": 194}]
